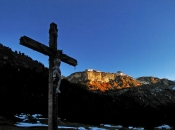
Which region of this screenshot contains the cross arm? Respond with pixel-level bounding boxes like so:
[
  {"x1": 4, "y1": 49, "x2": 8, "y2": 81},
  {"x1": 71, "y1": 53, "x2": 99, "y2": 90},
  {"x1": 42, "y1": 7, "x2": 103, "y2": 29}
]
[
  {"x1": 20, "y1": 36, "x2": 78, "y2": 66},
  {"x1": 20, "y1": 36, "x2": 54, "y2": 56},
  {"x1": 61, "y1": 53, "x2": 77, "y2": 66}
]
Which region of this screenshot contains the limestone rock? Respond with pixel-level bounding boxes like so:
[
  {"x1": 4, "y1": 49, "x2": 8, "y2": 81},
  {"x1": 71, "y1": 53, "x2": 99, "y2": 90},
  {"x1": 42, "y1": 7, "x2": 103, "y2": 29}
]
[{"x1": 67, "y1": 70, "x2": 142, "y2": 91}]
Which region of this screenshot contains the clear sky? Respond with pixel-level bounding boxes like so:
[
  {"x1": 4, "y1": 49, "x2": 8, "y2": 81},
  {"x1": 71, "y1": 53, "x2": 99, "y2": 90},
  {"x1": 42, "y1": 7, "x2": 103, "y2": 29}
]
[{"x1": 0, "y1": 0, "x2": 175, "y2": 80}]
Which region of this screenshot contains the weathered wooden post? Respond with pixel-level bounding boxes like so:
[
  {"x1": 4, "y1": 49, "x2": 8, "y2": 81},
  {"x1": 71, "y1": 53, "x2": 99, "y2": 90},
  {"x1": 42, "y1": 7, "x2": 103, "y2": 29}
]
[
  {"x1": 48, "y1": 23, "x2": 57, "y2": 130},
  {"x1": 19, "y1": 22, "x2": 78, "y2": 130}
]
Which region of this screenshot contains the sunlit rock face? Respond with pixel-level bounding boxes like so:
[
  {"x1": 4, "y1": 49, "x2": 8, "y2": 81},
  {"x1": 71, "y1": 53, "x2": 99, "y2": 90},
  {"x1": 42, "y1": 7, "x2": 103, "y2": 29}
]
[
  {"x1": 67, "y1": 70, "x2": 142, "y2": 91},
  {"x1": 67, "y1": 71, "x2": 175, "y2": 92},
  {"x1": 67, "y1": 72, "x2": 88, "y2": 83},
  {"x1": 68, "y1": 70, "x2": 118, "y2": 83}
]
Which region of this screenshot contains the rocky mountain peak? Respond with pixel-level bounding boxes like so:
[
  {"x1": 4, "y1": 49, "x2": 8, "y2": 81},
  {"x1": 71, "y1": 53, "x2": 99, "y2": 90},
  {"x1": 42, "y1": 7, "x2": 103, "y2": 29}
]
[
  {"x1": 67, "y1": 69, "x2": 175, "y2": 92},
  {"x1": 67, "y1": 69, "x2": 142, "y2": 91}
]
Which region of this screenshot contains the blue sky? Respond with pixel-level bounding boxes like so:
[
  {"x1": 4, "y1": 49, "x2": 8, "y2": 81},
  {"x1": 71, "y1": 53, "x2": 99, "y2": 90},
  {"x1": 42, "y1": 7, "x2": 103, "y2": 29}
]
[{"x1": 0, "y1": 0, "x2": 175, "y2": 79}]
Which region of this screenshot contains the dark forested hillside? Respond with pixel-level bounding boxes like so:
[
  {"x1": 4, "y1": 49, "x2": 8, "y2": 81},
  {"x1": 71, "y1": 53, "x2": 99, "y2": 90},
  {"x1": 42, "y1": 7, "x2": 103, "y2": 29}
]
[
  {"x1": 0, "y1": 43, "x2": 48, "y2": 116},
  {"x1": 0, "y1": 43, "x2": 46, "y2": 72}
]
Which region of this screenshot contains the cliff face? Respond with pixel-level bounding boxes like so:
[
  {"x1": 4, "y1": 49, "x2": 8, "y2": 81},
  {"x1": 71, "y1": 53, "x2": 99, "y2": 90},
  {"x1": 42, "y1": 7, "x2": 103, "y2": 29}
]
[
  {"x1": 68, "y1": 71, "x2": 118, "y2": 82},
  {"x1": 67, "y1": 71, "x2": 142, "y2": 91},
  {"x1": 67, "y1": 71, "x2": 175, "y2": 92}
]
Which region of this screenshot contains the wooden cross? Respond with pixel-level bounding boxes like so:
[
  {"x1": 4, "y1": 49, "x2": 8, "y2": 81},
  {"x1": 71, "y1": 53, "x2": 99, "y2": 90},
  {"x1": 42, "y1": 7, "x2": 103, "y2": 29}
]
[{"x1": 19, "y1": 22, "x2": 77, "y2": 130}]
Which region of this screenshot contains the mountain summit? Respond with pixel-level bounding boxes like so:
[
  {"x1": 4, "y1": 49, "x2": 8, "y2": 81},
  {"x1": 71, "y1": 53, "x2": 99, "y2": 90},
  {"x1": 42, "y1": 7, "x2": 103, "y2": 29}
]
[{"x1": 67, "y1": 69, "x2": 174, "y2": 92}]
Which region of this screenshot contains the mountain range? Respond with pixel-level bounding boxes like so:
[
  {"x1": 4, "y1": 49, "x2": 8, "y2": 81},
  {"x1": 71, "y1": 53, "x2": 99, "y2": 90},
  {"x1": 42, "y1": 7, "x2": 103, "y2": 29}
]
[{"x1": 66, "y1": 69, "x2": 174, "y2": 92}]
